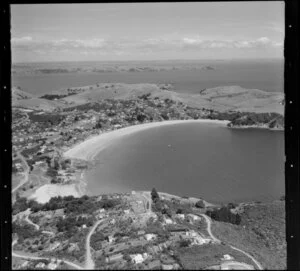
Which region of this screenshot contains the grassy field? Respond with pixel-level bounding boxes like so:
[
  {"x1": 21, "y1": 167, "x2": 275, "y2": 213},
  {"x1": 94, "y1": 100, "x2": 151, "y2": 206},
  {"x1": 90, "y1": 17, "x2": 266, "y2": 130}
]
[
  {"x1": 176, "y1": 243, "x2": 254, "y2": 269},
  {"x1": 211, "y1": 200, "x2": 286, "y2": 270}
]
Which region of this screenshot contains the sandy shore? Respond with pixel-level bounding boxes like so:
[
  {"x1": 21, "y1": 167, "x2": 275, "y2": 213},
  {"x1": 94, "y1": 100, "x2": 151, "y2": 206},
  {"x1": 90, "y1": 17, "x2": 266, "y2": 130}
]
[
  {"x1": 29, "y1": 184, "x2": 81, "y2": 204},
  {"x1": 64, "y1": 119, "x2": 229, "y2": 161}
]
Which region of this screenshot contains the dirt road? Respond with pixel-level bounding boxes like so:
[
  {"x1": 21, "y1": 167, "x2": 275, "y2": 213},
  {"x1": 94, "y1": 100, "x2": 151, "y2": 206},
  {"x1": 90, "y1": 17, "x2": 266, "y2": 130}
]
[
  {"x1": 12, "y1": 240, "x2": 83, "y2": 270},
  {"x1": 199, "y1": 214, "x2": 263, "y2": 270},
  {"x1": 85, "y1": 219, "x2": 104, "y2": 269}
]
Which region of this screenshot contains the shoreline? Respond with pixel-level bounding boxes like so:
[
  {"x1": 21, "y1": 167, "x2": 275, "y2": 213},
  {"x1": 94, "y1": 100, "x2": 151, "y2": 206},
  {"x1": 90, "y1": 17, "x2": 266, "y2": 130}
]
[
  {"x1": 64, "y1": 119, "x2": 230, "y2": 161},
  {"x1": 228, "y1": 124, "x2": 284, "y2": 131},
  {"x1": 29, "y1": 184, "x2": 82, "y2": 204}
]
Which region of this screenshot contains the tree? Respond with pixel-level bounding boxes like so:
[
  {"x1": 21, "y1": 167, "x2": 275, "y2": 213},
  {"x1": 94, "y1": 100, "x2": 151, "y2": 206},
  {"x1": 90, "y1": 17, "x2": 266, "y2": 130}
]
[
  {"x1": 195, "y1": 200, "x2": 205, "y2": 208},
  {"x1": 179, "y1": 239, "x2": 191, "y2": 248},
  {"x1": 151, "y1": 188, "x2": 160, "y2": 202},
  {"x1": 227, "y1": 203, "x2": 237, "y2": 209}
]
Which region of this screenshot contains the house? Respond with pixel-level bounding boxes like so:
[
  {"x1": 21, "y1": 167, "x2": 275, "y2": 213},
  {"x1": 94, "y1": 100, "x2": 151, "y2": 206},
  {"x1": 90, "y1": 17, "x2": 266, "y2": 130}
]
[
  {"x1": 48, "y1": 241, "x2": 61, "y2": 251},
  {"x1": 21, "y1": 261, "x2": 29, "y2": 267},
  {"x1": 67, "y1": 243, "x2": 80, "y2": 253},
  {"x1": 222, "y1": 254, "x2": 234, "y2": 261},
  {"x1": 124, "y1": 209, "x2": 130, "y2": 214},
  {"x1": 105, "y1": 253, "x2": 124, "y2": 263},
  {"x1": 35, "y1": 262, "x2": 46, "y2": 268},
  {"x1": 47, "y1": 262, "x2": 57, "y2": 270},
  {"x1": 165, "y1": 218, "x2": 174, "y2": 224},
  {"x1": 137, "y1": 230, "x2": 145, "y2": 235},
  {"x1": 145, "y1": 233, "x2": 157, "y2": 241},
  {"x1": 130, "y1": 254, "x2": 145, "y2": 264},
  {"x1": 187, "y1": 214, "x2": 200, "y2": 221},
  {"x1": 162, "y1": 264, "x2": 174, "y2": 270},
  {"x1": 176, "y1": 214, "x2": 185, "y2": 220},
  {"x1": 106, "y1": 235, "x2": 115, "y2": 243}
]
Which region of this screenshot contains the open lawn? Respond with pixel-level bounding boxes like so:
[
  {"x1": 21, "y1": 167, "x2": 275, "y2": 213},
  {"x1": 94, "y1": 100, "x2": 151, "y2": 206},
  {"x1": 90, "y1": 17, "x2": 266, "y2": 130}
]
[{"x1": 176, "y1": 243, "x2": 254, "y2": 270}]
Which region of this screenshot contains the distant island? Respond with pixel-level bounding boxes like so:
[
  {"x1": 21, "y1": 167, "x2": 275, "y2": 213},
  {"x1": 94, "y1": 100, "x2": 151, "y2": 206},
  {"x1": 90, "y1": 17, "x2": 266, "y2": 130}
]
[{"x1": 12, "y1": 61, "x2": 216, "y2": 75}]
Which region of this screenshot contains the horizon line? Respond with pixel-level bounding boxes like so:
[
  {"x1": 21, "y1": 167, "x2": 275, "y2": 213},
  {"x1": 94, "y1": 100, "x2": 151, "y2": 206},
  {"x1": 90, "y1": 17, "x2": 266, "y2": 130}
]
[{"x1": 12, "y1": 57, "x2": 284, "y2": 65}]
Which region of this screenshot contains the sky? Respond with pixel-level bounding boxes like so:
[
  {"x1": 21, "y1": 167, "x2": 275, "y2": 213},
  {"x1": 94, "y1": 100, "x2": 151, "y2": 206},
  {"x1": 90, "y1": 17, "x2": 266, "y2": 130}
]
[{"x1": 11, "y1": 2, "x2": 284, "y2": 63}]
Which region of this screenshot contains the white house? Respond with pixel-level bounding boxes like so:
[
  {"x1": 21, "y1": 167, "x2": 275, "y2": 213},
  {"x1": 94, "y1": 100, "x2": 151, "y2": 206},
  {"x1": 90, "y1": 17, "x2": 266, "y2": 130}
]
[
  {"x1": 47, "y1": 262, "x2": 57, "y2": 270},
  {"x1": 222, "y1": 254, "x2": 234, "y2": 261},
  {"x1": 35, "y1": 262, "x2": 46, "y2": 269},
  {"x1": 107, "y1": 235, "x2": 115, "y2": 243},
  {"x1": 176, "y1": 214, "x2": 185, "y2": 220},
  {"x1": 165, "y1": 218, "x2": 174, "y2": 224},
  {"x1": 188, "y1": 214, "x2": 200, "y2": 221},
  {"x1": 130, "y1": 254, "x2": 144, "y2": 264},
  {"x1": 145, "y1": 233, "x2": 157, "y2": 241}
]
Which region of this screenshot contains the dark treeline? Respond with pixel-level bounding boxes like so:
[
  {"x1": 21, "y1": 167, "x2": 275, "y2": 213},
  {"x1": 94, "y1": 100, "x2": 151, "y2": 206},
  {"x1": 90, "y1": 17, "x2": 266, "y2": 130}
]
[
  {"x1": 12, "y1": 195, "x2": 120, "y2": 216},
  {"x1": 206, "y1": 206, "x2": 241, "y2": 225}
]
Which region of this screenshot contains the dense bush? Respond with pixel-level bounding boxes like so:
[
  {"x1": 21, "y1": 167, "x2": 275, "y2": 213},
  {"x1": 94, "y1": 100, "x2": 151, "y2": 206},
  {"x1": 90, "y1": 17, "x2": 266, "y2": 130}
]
[
  {"x1": 179, "y1": 239, "x2": 192, "y2": 248},
  {"x1": 206, "y1": 206, "x2": 241, "y2": 225},
  {"x1": 12, "y1": 222, "x2": 41, "y2": 242},
  {"x1": 151, "y1": 188, "x2": 160, "y2": 202},
  {"x1": 12, "y1": 197, "x2": 29, "y2": 215},
  {"x1": 29, "y1": 195, "x2": 120, "y2": 215},
  {"x1": 21, "y1": 144, "x2": 42, "y2": 158},
  {"x1": 195, "y1": 200, "x2": 205, "y2": 209}
]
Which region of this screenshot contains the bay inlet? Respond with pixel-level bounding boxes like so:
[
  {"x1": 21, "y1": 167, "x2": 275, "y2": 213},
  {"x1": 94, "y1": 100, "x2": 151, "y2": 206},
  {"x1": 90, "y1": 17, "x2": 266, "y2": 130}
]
[{"x1": 78, "y1": 122, "x2": 284, "y2": 204}]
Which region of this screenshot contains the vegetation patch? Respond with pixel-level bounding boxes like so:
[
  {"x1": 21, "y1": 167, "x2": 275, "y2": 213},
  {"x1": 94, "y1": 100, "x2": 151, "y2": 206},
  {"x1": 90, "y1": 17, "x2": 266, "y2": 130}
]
[{"x1": 175, "y1": 243, "x2": 253, "y2": 269}]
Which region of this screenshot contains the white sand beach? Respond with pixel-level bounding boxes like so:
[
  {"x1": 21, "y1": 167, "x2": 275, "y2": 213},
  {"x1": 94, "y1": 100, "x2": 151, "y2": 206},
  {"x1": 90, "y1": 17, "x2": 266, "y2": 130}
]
[
  {"x1": 29, "y1": 184, "x2": 81, "y2": 204},
  {"x1": 64, "y1": 119, "x2": 230, "y2": 161}
]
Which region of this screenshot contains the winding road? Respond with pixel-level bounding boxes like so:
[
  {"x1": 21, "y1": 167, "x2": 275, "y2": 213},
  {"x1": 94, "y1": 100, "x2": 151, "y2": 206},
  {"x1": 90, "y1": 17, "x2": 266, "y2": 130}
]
[
  {"x1": 12, "y1": 152, "x2": 30, "y2": 193},
  {"x1": 199, "y1": 214, "x2": 221, "y2": 243},
  {"x1": 85, "y1": 219, "x2": 104, "y2": 270},
  {"x1": 24, "y1": 210, "x2": 40, "y2": 231},
  {"x1": 12, "y1": 240, "x2": 83, "y2": 270},
  {"x1": 199, "y1": 214, "x2": 263, "y2": 270}
]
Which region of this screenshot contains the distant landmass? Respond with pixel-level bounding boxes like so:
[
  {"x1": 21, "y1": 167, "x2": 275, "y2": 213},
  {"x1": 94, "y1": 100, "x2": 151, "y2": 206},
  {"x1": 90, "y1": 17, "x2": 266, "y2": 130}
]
[
  {"x1": 12, "y1": 61, "x2": 216, "y2": 75},
  {"x1": 12, "y1": 82, "x2": 284, "y2": 130}
]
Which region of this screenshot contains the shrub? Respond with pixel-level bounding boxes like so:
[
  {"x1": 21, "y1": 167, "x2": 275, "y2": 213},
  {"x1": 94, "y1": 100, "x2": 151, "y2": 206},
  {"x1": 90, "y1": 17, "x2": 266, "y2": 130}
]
[
  {"x1": 179, "y1": 239, "x2": 191, "y2": 248},
  {"x1": 206, "y1": 206, "x2": 241, "y2": 225},
  {"x1": 195, "y1": 200, "x2": 205, "y2": 209},
  {"x1": 151, "y1": 188, "x2": 160, "y2": 202}
]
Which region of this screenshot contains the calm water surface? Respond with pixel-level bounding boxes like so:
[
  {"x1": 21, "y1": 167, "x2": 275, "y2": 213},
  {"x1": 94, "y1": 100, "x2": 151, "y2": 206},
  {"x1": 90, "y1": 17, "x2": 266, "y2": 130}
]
[
  {"x1": 12, "y1": 60, "x2": 283, "y2": 95},
  {"x1": 86, "y1": 123, "x2": 284, "y2": 204}
]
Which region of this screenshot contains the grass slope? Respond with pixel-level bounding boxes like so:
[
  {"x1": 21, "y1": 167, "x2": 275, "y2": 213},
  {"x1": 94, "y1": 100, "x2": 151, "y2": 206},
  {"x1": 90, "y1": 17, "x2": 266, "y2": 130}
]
[{"x1": 211, "y1": 200, "x2": 286, "y2": 270}]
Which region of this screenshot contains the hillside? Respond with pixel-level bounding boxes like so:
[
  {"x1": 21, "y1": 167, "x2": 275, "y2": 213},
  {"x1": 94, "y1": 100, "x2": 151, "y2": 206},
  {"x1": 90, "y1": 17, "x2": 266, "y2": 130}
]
[
  {"x1": 211, "y1": 200, "x2": 286, "y2": 270},
  {"x1": 52, "y1": 83, "x2": 284, "y2": 115},
  {"x1": 12, "y1": 87, "x2": 34, "y2": 102},
  {"x1": 12, "y1": 87, "x2": 64, "y2": 112}
]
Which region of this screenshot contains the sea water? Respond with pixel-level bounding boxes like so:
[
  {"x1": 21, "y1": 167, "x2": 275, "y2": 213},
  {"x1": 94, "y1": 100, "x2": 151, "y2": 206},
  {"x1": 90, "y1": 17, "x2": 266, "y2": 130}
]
[{"x1": 86, "y1": 123, "x2": 284, "y2": 204}]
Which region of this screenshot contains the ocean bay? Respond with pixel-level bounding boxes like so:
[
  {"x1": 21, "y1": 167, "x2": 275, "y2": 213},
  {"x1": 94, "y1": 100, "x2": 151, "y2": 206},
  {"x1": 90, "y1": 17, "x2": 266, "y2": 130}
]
[{"x1": 86, "y1": 123, "x2": 284, "y2": 204}]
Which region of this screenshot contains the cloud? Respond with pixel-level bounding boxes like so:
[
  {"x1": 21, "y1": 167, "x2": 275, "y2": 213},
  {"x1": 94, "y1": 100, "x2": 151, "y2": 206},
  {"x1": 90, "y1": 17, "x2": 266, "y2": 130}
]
[{"x1": 11, "y1": 36, "x2": 283, "y2": 55}]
